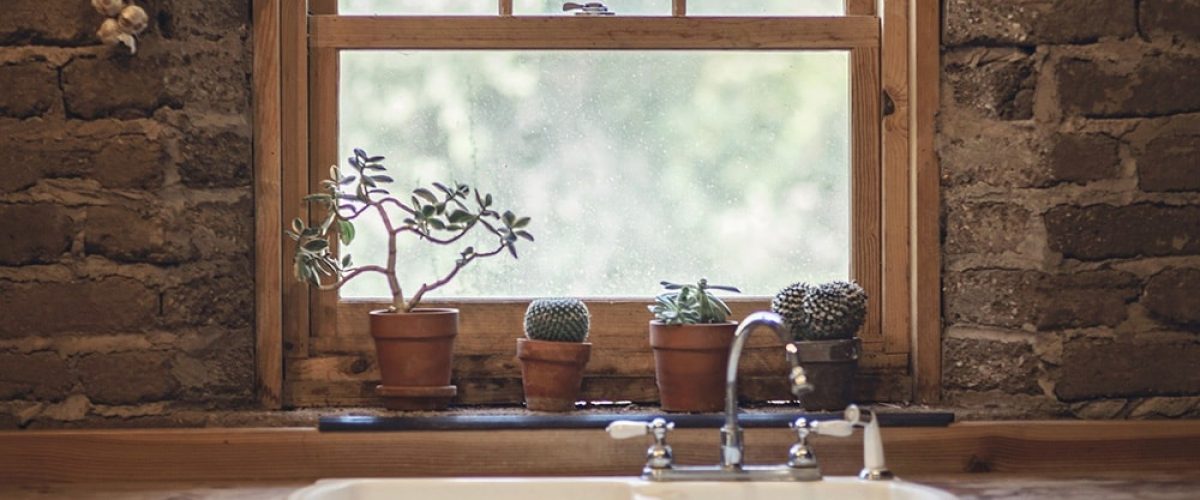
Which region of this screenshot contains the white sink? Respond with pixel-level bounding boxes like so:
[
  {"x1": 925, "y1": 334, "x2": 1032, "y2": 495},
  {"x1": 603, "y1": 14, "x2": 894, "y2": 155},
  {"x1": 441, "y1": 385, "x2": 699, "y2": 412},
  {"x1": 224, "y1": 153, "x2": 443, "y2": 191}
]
[{"x1": 290, "y1": 476, "x2": 958, "y2": 500}]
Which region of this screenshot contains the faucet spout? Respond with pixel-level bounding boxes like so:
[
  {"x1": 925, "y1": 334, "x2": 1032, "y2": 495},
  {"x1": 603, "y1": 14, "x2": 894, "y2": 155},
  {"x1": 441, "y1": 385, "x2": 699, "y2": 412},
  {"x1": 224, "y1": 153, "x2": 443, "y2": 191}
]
[{"x1": 721, "y1": 311, "x2": 812, "y2": 469}]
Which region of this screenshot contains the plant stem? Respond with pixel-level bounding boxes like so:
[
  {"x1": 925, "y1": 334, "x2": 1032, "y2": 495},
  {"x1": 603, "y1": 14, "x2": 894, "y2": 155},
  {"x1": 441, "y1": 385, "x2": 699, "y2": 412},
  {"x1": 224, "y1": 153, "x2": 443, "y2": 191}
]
[
  {"x1": 315, "y1": 266, "x2": 388, "y2": 291},
  {"x1": 373, "y1": 202, "x2": 405, "y2": 311},
  {"x1": 404, "y1": 242, "x2": 506, "y2": 311}
]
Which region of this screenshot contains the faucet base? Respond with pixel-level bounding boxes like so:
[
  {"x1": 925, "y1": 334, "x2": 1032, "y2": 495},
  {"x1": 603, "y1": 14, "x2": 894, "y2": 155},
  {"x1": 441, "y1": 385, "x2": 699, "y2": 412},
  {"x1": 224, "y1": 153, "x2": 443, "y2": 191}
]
[
  {"x1": 859, "y1": 468, "x2": 896, "y2": 481},
  {"x1": 643, "y1": 465, "x2": 823, "y2": 482}
]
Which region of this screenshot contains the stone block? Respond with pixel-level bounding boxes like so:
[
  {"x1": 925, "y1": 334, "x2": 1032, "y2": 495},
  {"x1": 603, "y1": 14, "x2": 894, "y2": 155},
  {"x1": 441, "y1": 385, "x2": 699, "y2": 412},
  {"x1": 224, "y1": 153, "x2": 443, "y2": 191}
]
[
  {"x1": 1137, "y1": 133, "x2": 1199, "y2": 192},
  {"x1": 1047, "y1": 133, "x2": 1122, "y2": 185},
  {"x1": 0, "y1": 204, "x2": 73, "y2": 265},
  {"x1": 0, "y1": 352, "x2": 75, "y2": 401},
  {"x1": 75, "y1": 351, "x2": 178, "y2": 405},
  {"x1": 1140, "y1": 0, "x2": 1200, "y2": 41},
  {"x1": 0, "y1": 1, "x2": 95, "y2": 45},
  {"x1": 944, "y1": 0, "x2": 1136, "y2": 46},
  {"x1": 0, "y1": 277, "x2": 158, "y2": 338},
  {"x1": 62, "y1": 51, "x2": 178, "y2": 120},
  {"x1": 162, "y1": 266, "x2": 253, "y2": 329},
  {"x1": 1142, "y1": 268, "x2": 1200, "y2": 328},
  {"x1": 1058, "y1": 55, "x2": 1200, "y2": 118},
  {"x1": 943, "y1": 338, "x2": 1041, "y2": 394},
  {"x1": 939, "y1": 120, "x2": 1048, "y2": 188},
  {"x1": 85, "y1": 205, "x2": 194, "y2": 264},
  {"x1": 171, "y1": 329, "x2": 254, "y2": 406},
  {"x1": 944, "y1": 48, "x2": 1035, "y2": 120},
  {"x1": 944, "y1": 269, "x2": 1140, "y2": 330},
  {"x1": 944, "y1": 202, "x2": 1034, "y2": 255},
  {"x1": 1045, "y1": 203, "x2": 1200, "y2": 260},
  {"x1": 179, "y1": 125, "x2": 252, "y2": 188},
  {"x1": 0, "y1": 61, "x2": 58, "y2": 118},
  {"x1": 0, "y1": 119, "x2": 166, "y2": 193},
  {"x1": 157, "y1": 0, "x2": 251, "y2": 41},
  {"x1": 1057, "y1": 337, "x2": 1200, "y2": 400}
]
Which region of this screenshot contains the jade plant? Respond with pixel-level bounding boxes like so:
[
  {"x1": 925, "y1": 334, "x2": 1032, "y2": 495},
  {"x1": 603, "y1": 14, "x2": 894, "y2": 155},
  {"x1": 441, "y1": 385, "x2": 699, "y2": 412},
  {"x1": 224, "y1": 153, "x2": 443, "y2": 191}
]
[
  {"x1": 648, "y1": 279, "x2": 741, "y2": 325},
  {"x1": 287, "y1": 148, "x2": 533, "y2": 312},
  {"x1": 771, "y1": 281, "x2": 867, "y2": 341},
  {"x1": 524, "y1": 298, "x2": 590, "y2": 343}
]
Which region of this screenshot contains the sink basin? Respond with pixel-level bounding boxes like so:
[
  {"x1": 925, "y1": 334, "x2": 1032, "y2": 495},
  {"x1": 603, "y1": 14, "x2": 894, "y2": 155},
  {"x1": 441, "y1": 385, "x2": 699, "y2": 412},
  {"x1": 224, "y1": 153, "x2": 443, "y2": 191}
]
[{"x1": 290, "y1": 476, "x2": 957, "y2": 500}]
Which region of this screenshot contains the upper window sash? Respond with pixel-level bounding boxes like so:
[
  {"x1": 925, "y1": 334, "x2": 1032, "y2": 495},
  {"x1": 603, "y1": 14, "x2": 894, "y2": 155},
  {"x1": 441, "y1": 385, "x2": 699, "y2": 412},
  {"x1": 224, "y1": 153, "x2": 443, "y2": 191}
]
[{"x1": 308, "y1": 16, "x2": 881, "y2": 50}]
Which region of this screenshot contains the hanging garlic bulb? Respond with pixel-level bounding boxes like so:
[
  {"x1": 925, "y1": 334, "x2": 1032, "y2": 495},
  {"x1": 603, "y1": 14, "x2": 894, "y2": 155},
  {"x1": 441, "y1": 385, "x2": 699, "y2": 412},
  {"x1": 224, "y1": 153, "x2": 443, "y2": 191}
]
[
  {"x1": 91, "y1": 0, "x2": 125, "y2": 17},
  {"x1": 97, "y1": 17, "x2": 137, "y2": 54},
  {"x1": 117, "y1": 5, "x2": 150, "y2": 35}
]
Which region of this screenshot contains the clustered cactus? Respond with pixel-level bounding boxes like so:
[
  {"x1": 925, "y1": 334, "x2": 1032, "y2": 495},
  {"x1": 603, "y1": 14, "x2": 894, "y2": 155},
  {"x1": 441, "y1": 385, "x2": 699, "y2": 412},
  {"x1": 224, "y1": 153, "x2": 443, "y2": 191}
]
[
  {"x1": 649, "y1": 279, "x2": 741, "y2": 325},
  {"x1": 524, "y1": 298, "x2": 591, "y2": 342},
  {"x1": 772, "y1": 280, "x2": 868, "y2": 341}
]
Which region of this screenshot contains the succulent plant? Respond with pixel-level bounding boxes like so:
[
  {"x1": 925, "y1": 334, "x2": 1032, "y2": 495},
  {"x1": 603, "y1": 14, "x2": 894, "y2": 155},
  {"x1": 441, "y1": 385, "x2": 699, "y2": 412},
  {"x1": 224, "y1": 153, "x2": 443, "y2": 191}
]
[
  {"x1": 287, "y1": 148, "x2": 532, "y2": 312},
  {"x1": 524, "y1": 298, "x2": 591, "y2": 343},
  {"x1": 649, "y1": 278, "x2": 741, "y2": 325},
  {"x1": 772, "y1": 280, "x2": 868, "y2": 341}
]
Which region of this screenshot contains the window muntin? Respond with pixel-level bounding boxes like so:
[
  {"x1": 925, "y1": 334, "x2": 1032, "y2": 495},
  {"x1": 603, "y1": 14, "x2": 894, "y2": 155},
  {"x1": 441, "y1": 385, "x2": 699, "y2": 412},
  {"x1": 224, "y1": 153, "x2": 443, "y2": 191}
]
[{"x1": 338, "y1": 50, "x2": 850, "y2": 298}]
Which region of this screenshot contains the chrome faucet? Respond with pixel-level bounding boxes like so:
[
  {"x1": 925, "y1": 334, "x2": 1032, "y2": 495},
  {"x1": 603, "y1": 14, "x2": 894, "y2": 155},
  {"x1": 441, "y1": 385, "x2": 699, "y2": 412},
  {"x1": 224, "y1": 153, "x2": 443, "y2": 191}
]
[
  {"x1": 607, "y1": 311, "x2": 897, "y2": 482},
  {"x1": 720, "y1": 311, "x2": 813, "y2": 469}
]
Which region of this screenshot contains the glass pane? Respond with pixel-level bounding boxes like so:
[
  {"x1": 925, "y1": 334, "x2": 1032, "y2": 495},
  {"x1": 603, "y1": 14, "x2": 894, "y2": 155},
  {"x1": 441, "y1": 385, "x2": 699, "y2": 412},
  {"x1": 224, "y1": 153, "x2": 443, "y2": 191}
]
[
  {"x1": 515, "y1": 0, "x2": 669, "y2": 15},
  {"x1": 688, "y1": 0, "x2": 844, "y2": 16},
  {"x1": 339, "y1": 0, "x2": 495, "y2": 15},
  {"x1": 339, "y1": 50, "x2": 849, "y2": 298}
]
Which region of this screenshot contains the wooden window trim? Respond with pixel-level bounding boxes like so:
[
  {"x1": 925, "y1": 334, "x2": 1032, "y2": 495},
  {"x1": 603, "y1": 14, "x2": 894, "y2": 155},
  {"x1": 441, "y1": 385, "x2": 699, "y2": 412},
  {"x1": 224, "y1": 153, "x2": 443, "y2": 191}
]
[{"x1": 253, "y1": 0, "x2": 942, "y2": 409}]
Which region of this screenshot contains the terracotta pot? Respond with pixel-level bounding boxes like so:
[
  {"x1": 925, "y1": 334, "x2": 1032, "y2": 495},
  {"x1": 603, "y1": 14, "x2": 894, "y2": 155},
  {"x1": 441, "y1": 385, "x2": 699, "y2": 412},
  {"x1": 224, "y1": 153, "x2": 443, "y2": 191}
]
[
  {"x1": 370, "y1": 308, "x2": 458, "y2": 410},
  {"x1": 516, "y1": 339, "x2": 591, "y2": 412},
  {"x1": 794, "y1": 338, "x2": 861, "y2": 411},
  {"x1": 649, "y1": 321, "x2": 737, "y2": 412}
]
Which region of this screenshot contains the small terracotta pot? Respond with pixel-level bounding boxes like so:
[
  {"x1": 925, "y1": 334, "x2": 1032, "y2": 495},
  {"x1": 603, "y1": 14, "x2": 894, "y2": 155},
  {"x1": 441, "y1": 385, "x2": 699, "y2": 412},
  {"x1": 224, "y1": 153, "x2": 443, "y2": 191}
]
[
  {"x1": 649, "y1": 321, "x2": 737, "y2": 412},
  {"x1": 370, "y1": 308, "x2": 458, "y2": 410},
  {"x1": 794, "y1": 338, "x2": 861, "y2": 411},
  {"x1": 516, "y1": 339, "x2": 591, "y2": 412}
]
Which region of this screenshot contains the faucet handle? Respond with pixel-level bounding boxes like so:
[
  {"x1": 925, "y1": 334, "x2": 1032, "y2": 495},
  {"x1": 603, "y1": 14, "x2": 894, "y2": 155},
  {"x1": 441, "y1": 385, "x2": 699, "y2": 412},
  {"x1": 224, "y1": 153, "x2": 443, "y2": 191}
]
[
  {"x1": 810, "y1": 419, "x2": 855, "y2": 437},
  {"x1": 606, "y1": 420, "x2": 653, "y2": 440}
]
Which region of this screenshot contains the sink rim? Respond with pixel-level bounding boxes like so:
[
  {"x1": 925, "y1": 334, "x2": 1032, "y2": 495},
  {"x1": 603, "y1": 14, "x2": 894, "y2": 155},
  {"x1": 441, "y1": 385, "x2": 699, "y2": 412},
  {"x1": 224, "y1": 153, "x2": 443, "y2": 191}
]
[{"x1": 290, "y1": 475, "x2": 958, "y2": 500}]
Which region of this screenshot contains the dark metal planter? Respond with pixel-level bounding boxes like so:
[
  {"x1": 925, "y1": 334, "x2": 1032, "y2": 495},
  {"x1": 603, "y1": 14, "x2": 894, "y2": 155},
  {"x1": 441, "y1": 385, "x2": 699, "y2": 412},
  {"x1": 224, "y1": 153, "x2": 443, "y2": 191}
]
[{"x1": 794, "y1": 337, "x2": 861, "y2": 411}]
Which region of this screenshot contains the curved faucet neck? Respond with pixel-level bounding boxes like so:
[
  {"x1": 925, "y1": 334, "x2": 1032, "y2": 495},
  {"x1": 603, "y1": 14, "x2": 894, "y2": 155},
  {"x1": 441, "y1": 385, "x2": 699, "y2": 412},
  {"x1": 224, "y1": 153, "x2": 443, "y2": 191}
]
[{"x1": 721, "y1": 311, "x2": 793, "y2": 468}]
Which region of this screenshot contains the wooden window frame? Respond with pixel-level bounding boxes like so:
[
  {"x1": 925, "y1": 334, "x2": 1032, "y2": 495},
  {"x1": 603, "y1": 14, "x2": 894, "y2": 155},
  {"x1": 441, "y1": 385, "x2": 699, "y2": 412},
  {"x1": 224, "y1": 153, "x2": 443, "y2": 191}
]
[{"x1": 254, "y1": 0, "x2": 942, "y2": 409}]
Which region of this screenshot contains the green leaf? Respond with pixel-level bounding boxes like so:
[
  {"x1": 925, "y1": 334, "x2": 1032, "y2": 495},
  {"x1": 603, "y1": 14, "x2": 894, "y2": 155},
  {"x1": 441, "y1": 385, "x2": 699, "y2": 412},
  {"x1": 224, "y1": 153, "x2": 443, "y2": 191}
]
[
  {"x1": 300, "y1": 227, "x2": 319, "y2": 237},
  {"x1": 303, "y1": 194, "x2": 333, "y2": 203},
  {"x1": 433, "y1": 182, "x2": 452, "y2": 194},
  {"x1": 421, "y1": 205, "x2": 436, "y2": 218},
  {"x1": 507, "y1": 244, "x2": 519, "y2": 259},
  {"x1": 362, "y1": 176, "x2": 377, "y2": 188},
  {"x1": 502, "y1": 211, "x2": 516, "y2": 226},
  {"x1": 485, "y1": 193, "x2": 493, "y2": 207},
  {"x1": 447, "y1": 210, "x2": 472, "y2": 224},
  {"x1": 516, "y1": 230, "x2": 534, "y2": 242},
  {"x1": 337, "y1": 220, "x2": 355, "y2": 245},
  {"x1": 413, "y1": 188, "x2": 438, "y2": 204},
  {"x1": 427, "y1": 218, "x2": 446, "y2": 230},
  {"x1": 302, "y1": 239, "x2": 329, "y2": 253},
  {"x1": 354, "y1": 148, "x2": 367, "y2": 159},
  {"x1": 366, "y1": 155, "x2": 385, "y2": 163},
  {"x1": 513, "y1": 217, "x2": 531, "y2": 229},
  {"x1": 339, "y1": 175, "x2": 357, "y2": 185},
  {"x1": 362, "y1": 164, "x2": 386, "y2": 171},
  {"x1": 292, "y1": 218, "x2": 304, "y2": 233},
  {"x1": 370, "y1": 175, "x2": 395, "y2": 184},
  {"x1": 341, "y1": 253, "x2": 353, "y2": 268},
  {"x1": 445, "y1": 224, "x2": 464, "y2": 231}
]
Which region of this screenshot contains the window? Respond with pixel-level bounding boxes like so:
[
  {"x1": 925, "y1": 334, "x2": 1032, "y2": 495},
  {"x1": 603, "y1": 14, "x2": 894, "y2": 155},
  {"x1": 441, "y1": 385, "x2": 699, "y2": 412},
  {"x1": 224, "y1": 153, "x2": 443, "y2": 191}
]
[{"x1": 255, "y1": 0, "x2": 938, "y2": 409}]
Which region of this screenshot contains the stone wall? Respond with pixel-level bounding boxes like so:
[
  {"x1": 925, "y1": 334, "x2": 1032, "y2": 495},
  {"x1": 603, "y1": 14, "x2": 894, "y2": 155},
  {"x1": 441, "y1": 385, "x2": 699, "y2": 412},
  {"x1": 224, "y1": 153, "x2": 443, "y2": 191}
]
[
  {"x1": 940, "y1": 0, "x2": 1200, "y2": 418},
  {"x1": 0, "y1": 1, "x2": 254, "y2": 428}
]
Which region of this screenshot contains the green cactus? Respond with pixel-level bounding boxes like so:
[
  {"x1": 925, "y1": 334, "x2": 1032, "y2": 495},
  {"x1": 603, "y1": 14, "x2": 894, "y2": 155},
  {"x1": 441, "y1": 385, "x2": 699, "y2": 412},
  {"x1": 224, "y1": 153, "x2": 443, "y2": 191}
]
[
  {"x1": 772, "y1": 280, "x2": 867, "y2": 341},
  {"x1": 524, "y1": 298, "x2": 590, "y2": 342}
]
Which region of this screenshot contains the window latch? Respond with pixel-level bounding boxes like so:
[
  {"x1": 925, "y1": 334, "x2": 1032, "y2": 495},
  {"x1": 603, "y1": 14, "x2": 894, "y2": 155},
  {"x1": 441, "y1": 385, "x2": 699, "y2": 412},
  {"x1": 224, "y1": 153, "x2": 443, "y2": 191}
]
[{"x1": 563, "y1": 2, "x2": 616, "y2": 15}]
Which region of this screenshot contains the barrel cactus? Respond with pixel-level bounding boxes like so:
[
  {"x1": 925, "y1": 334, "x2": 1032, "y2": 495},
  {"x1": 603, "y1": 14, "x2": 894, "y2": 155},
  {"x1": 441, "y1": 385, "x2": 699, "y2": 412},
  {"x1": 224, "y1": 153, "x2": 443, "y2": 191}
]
[
  {"x1": 524, "y1": 298, "x2": 591, "y2": 342},
  {"x1": 771, "y1": 281, "x2": 868, "y2": 341}
]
